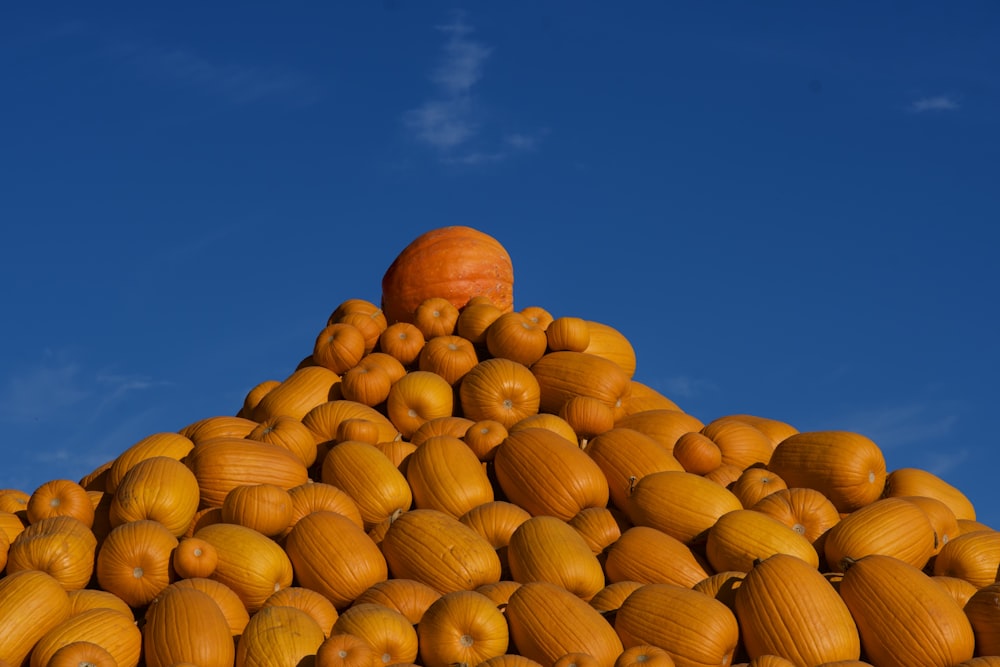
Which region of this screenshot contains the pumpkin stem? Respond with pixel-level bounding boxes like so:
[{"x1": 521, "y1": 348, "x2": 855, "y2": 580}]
[
  {"x1": 627, "y1": 475, "x2": 638, "y2": 495},
  {"x1": 840, "y1": 556, "x2": 857, "y2": 572}
]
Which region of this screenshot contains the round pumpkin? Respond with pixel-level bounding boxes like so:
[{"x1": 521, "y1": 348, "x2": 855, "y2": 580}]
[
  {"x1": 417, "y1": 590, "x2": 510, "y2": 667},
  {"x1": 380, "y1": 225, "x2": 515, "y2": 325},
  {"x1": 236, "y1": 604, "x2": 326, "y2": 667}
]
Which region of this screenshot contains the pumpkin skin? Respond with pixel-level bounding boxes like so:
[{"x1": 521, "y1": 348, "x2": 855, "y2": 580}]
[
  {"x1": 285, "y1": 482, "x2": 365, "y2": 534},
  {"x1": 0, "y1": 569, "x2": 72, "y2": 667},
  {"x1": 320, "y1": 440, "x2": 413, "y2": 528},
  {"x1": 171, "y1": 577, "x2": 250, "y2": 636},
  {"x1": 626, "y1": 470, "x2": 742, "y2": 545},
  {"x1": 172, "y1": 536, "x2": 218, "y2": 579},
  {"x1": 705, "y1": 509, "x2": 820, "y2": 573},
  {"x1": 5, "y1": 514, "x2": 98, "y2": 591},
  {"x1": 568, "y1": 506, "x2": 626, "y2": 555},
  {"x1": 734, "y1": 553, "x2": 861, "y2": 666},
  {"x1": 143, "y1": 586, "x2": 235, "y2": 667},
  {"x1": 353, "y1": 577, "x2": 443, "y2": 625},
  {"x1": 823, "y1": 496, "x2": 937, "y2": 573},
  {"x1": 184, "y1": 437, "x2": 309, "y2": 509},
  {"x1": 106, "y1": 431, "x2": 195, "y2": 494},
  {"x1": 96, "y1": 518, "x2": 178, "y2": 607},
  {"x1": 417, "y1": 590, "x2": 510, "y2": 667},
  {"x1": 730, "y1": 467, "x2": 787, "y2": 509},
  {"x1": 284, "y1": 510, "x2": 389, "y2": 610},
  {"x1": 505, "y1": 581, "x2": 624, "y2": 667},
  {"x1": 315, "y1": 632, "x2": 378, "y2": 667},
  {"x1": 380, "y1": 225, "x2": 515, "y2": 325},
  {"x1": 493, "y1": 427, "x2": 610, "y2": 521},
  {"x1": 108, "y1": 455, "x2": 201, "y2": 535},
  {"x1": 486, "y1": 311, "x2": 549, "y2": 367},
  {"x1": 671, "y1": 431, "x2": 723, "y2": 475},
  {"x1": 613, "y1": 409, "x2": 706, "y2": 454},
  {"x1": 603, "y1": 526, "x2": 710, "y2": 588},
  {"x1": 380, "y1": 508, "x2": 502, "y2": 594},
  {"x1": 247, "y1": 414, "x2": 319, "y2": 468},
  {"x1": 193, "y1": 521, "x2": 294, "y2": 613},
  {"x1": 614, "y1": 583, "x2": 740, "y2": 667},
  {"x1": 419, "y1": 334, "x2": 479, "y2": 385},
  {"x1": 263, "y1": 587, "x2": 339, "y2": 638},
  {"x1": 614, "y1": 645, "x2": 676, "y2": 667},
  {"x1": 932, "y1": 529, "x2": 1000, "y2": 588},
  {"x1": 405, "y1": 434, "x2": 495, "y2": 518},
  {"x1": 883, "y1": 466, "x2": 977, "y2": 521},
  {"x1": 963, "y1": 583, "x2": 1000, "y2": 657},
  {"x1": 251, "y1": 365, "x2": 342, "y2": 423},
  {"x1": 766, "y1": 431, "x2": 887, "y2": 513},
  {"x1": 459, "y1": 358, "x2": 542, "y2": 429},
  {"x1": 589, "y1": 581, "x2": 645, "y2": 615},
  {"x1": 65, "y1": 588, "x2": 135, "y2": 619},
  {"x1": 507, "y1": 515, "x2": 606, "y2": 600},
  {"x1": 45, "y1": 641, "x2": 118, "y2": 667},
  {"x1": 236, "y1": 604, "x2": 326, "y2": 667},
  {"x1": 220, "y1": 483, "x2": 294, "y2": 537},
  {"x1": 531, "y1": 351, "x2": 632, "y2": 418},
  {"x1": 27, "y1": 478, "x2": 95, "y2": 528},
  {"x1": 385, "y1": 370, "x2": 455, "y2": 439},
  {"x1": 838, "y1": 554, "x2": 975, "y2": 667},
  {"x1": 699, "y1": 419, "x2": 774, "y2": 471},
  {"x1": 333, "y1": 603, "x2": 420, "y2": 667},
  {"x1": 29, "y1": 607, "x2": 143, "y2": 667},
  {"x1": 750, "y1": 487, "x2": 841, "y2": 545},
  {"x1": 583, "y1": 427, "x2": 684, "y2": 513}
]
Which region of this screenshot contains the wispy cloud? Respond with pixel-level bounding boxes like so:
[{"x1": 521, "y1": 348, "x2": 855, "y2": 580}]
[
  {"x1": 404, "y1": 13, "x2": 543, "y2": 163},
  {"x1": 654, "y1": 375, "x2": 719, "y2": 400},
  {"x1": 822, "y1": 402, "x2": 959, "y2": 449},
  {"x1": 0, "y1": 355, "x2": 89, "y2": 423},
  {"x1": 909, "y1": 95, "x2": 961, "y2": 113}
]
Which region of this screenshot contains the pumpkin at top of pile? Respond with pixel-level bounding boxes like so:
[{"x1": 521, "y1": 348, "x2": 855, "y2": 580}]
[{"x1": 380, "y1": 225, "x2": 515, "y2": 325}]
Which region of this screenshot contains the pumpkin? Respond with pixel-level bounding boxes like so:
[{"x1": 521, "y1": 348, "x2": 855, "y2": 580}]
[
  {"x1": 236, "y1": 604, "x2": 326, "y2": 667},
  {"x1": 315, "y1": 633, "x2": 379, "y2": 667},
  {"x1": 380, "y1": 508, "x2": 502, "y2": 594},
  {"x1": 613, "y1": 410, "x2": 706, "y2": 454},
  {"x1": 705, "y1": 508, "x2": 820, "y2": 573},
  {"x1": 410, "y1": 416, "x2": 476, "y2": 446},
  {"x1": 554, "y1": 653, "x2": 600, "y2": 667},
  {"x1": 457, "y1": 299, "x2": 505, "y2": 345},
  {"x1": 561, "y1": 396, "x2": 616, "y2": 442},
  {"x1": 285, "y1": 482, "x2": 365, "y2": 533},
  {"x1": 531, "y1": 351, "x2": 631, "y2": 418},
  {"x1": 5, "y1": 515, "x2": 98, "y2": 591},
  {"x1": 459, "y1": 358, "x2": 541, "y2": 429},
  {"x1": 568, "y1": 506, "x2": 627, "y2": 555},
  {"x1": 545, "y1": 316, "x2": 591, "y2": 353},
  {"x1": 589, "y1": 581, "x2": 645, "y2": 615},
  {"x1": 313, "y1": 322, "x2": 368, "y2": 374},
  {"x1": 385, "y1": 370, "x2": 455, "y2": 439},
  {"x1": 0, "y1": 569, "x2": 72, "y2": 666},
  {"x1": 303, "y1": 399, "x2": 400, "y2": 446},
  {"x1": 932, "y1": 529, "x2": 1000, "y2": 588},
  {"x1": 95, "y1": 518, "x2": 177, "y2": 607},
  {"x1": 486, "y1": 311, "x2": 549, "y2": 366},
  {"x1": 143, "y1": 585, "x2": 235, "y2": 667},
  {"x1": 29, "y1": 607, "x2": 142, "y2": 667},
  {"x1": 284, "y1": 510, "x2": 389, "y2": 610},
  {"x1": 699, "y1": 419, "x2": 774, "y2": 470},
  {"x1": 603, "y1": 526, "x2": 710, "y2": 588},
  {"x1": 105, "y1": 431, "x2": 194, "y2": 494},
  {"x1": 463, "y1": 420, "x2": 508, "y2": 461},
  {"x1": 900, "y1": 495, "x2": 960, "y2": 555},
  {"x1": 405, "y1": 435, "x2": 494, "y2": 518},
  {"x1": 838, "y1": 554, "x2": 975, "y2": 667},
  {"x1": 493, "y1": 427, "x2": 609, "y2": 521},
  {"x1": 378, "y1": 321, "x2": 426, "y2": 366},
  {"x1": 332, "y1": 603, "x2": 420, "y2": 667},
  {"x1": 625, "y1": 470, "x2": 742, "y2": 544},
  {"x1": 709, "y1": 414, "x2": 799, "y2": 448},
  {"x1": 931, "y1": 575, "x2": 979, "y2": 608},
  {"x1": 729, "y1": 467, "x2": 787, "y2": 509},
  {"x1": 329, "y1": 300, "x2": 387, "y2": 354},
  {"x1": 263, "y1": 587, "x2": 339, "y2": 637},
  {"x1": 193, "y1": 521, "x2": 294, "y2": 613},
  {"x1": 413, "y1": 296, "x2": 461, "y2": 338},
  {"x1": 108, "y1": 455, "x2": 201, "y2": 535},
  {"x1": 239, "y1": 379, "x2": 281, "y2": 419},
  {"x1": 750, "y1": 487, "x2": 841, "y2": 545},
  {"x1": 180, "y1": 414, "x2": 259, "y2": 445},
  {"x1": 506, "y1": 515, "x2": 606, "y2": 600},
  {"x1": 692, "y1": 571, "x2": 745, "y2": 611},
  {"x1": 417, "y1": 590, "x2": 510, "y2": 667},
  {"x1": 476, "y1": 579, "x2": 523, "y2": 607},
  {"x1": 184, "y1": 436, "x2": 309, "y2": 509},
  {"x1": 171, "y1": 577, "x2": 250, "y2": 636},
  {"x1": 65, "y1": 588, "x2": 134, "y2": 619},
  {"x1": 614, "y1": 583, "x2": 740, "y2": 667},
  {"x1": 620, "y1": 382, "x2": 683, "y2": 416},
  {"x1": 46, "y1": 641, "x2": 118, "y2": 667},
  {"x1": 251, "y1": 365, "x2": 342, "y2": 423},
  {"x1": 883, "y1": 467, "x2": 977, "y2": 521},
  {"x1": 26, "y1": 478, "x2": 95, "y2": 528},
  {"x1": 583, "y1": 427, "x2": 684, "y2": 513},
  {"x1": 823, "y1": 496, "x2": 937, "y2": 573},
  {"x1": 766, "y1": 431, "x2": 887, "y2": 513},
  {"x1": 380, "y1": 225, "x2": 515, "y2": 325},
  {"x1": 734, "y1": 553, "x2": 861, "y2": 666},
  {"x1": 671, "y1": 431, "x2": 723, "y2": 475},
  {"x1": 505, "y1": 581, "x2": 624, "y2": 667},
  {"x1": 247, "y1": 414, "x2": 320, "y2": 468},
  {"x1": 508, "y1": 412, "x2": 580, "y2": 443},
  {"x1": 221, "y1": 483, "x2": 293, "y2": 537},
  {"x1": 352, "y1": 577, "x2": 443, "y2": 625},
  {"x1": 172, "y1": 536, "x2": 218, "y2": 579},
  {"x1": 320, "y1": 440, "x2": 413, "y2": 528},
  {"x1": 614, "y1": 645, "x2": 676, "y2": 667},
  {"x1": 963, "y1": 583, "x2": 1000, "y2": 657}
]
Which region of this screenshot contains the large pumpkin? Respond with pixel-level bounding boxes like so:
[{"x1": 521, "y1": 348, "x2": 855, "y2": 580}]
[{"x1": 380, "y1": 226, "x2": 515, "y2": 324}]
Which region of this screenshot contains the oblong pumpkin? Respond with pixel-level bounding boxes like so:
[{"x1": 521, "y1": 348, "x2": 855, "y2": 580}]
[
  {"x1": 883, "y1": 467, "x2": 977, "y2": 521},
  {"x1": 251, "y1": 365, "x2": 341, "y2": 423},
  {"x1": 734, "y1": 553, "x2": 861, "y2": 666},
  {"x1": 380, "y1": 508, "x2": 502, "y2": 594},
  {"x1": 493, "y1": 427, "x2": 609, "y2": 521},
  {"x1": 531, "y1": 351, "x2": 631, "y2": 418},
  {"x1": 284, "y1": 510, "x2": 389, "y2": 610},
  {"x1": 766, "y1": 431, "x2": 886, "y2": 513},
  {"x1": 932, "y1": 529, "x2": 1000, "y2": 588},
  {"x1": 507, "y1": 515, "x2": 606, "y2": 600},
  {"x1": 505, "y1": 581, "x2": 624, "y2": 667},
  {"x1": 236, "y1": 604, "x2": 326, "y2": 667},
  {"x1": 823, "y1": 497, "x2": 937, "y2": 573},
  {"x1": 838, "y1": 554, "x2": 975, "y2": 667},
  {"x1": 0, "y1": 569, "x2": 72, "y2": 667},
  {"x1": 583, "y1": 427, "x2": 684, "y2": 513},
  {"x1": 405, "y1": 434, "x2": 494, "y2": 518},
  {"x1": 614, "y1": 583, "x2": 740, "y2": 667},
  {"x1": 109, "y1": 455, "x2": 201, "y2": 535},
  {"x1": 184, "y1": 437, "x2": 309, "y2": 509},
  {"x1": 352, "y1": 577, "x2": 443, "y2": 625},
  {"x1": 143, "y1": 585, "x2": 235, "y2": 667},
  {"x1": 626, "y1": 470, "x2": 742, "y2": 545},
  {"x1": 29, "y1": 607, "x2": 142, "y2": 667},
  {"x1": 705, "y1": 509, "x2": 819, "y2": 573},
  {"x1": 603, "y1": 526, "x2": 709, "y2": 588},
  {"x1": 320, "y1": 440, "x2": 413, "y2": 528}
]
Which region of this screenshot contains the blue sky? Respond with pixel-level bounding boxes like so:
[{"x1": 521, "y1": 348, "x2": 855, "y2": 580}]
[{"x1": 3, "y1": 3, "x2": 998, "y2": 525}]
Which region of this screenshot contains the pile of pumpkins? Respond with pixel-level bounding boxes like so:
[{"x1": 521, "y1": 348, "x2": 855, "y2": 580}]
[{"x1": 2, "y1": 225, "x2": 999, "y2": 667}]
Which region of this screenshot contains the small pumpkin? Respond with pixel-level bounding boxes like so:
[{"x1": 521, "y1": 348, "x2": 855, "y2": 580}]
[{"x1": 417, "y1": 590, "x2": 510, "y2": 667}]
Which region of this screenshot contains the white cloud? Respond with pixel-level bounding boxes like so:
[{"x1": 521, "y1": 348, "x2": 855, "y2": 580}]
[
  {"x1": 909, "y1": 95, "x2": 960, "y2": 113},
  {"x1": 822, "y1": 402, "x2": 959, "y2": 449},
  {"x1": 404, "y1": 13, "x2": 544, "y2": 163}
]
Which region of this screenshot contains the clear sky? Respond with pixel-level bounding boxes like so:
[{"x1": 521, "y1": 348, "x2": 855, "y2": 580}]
[{"x1": 3, "y1": 3, "x2": 998, "y2": 525}]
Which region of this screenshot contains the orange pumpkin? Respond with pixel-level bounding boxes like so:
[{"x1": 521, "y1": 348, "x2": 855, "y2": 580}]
[
  {"x1": 614, "y1": 645, "x2": 676, "y2": 667},
  {"x1": 0, "y1": 569, "x2": 72, "y2": 666},
  {"x1": 143, "y1": 585, "x2": 235, "y2": 667},
  {"x1": 332, "y1": 603, "x2": 420, "y2": 667},
  {"x1": 251, "y1": 365, "x2": 342, "y2": 423},
  {"x1": 29, "y1": 607, "x2": 142, "y2": 667},
  {"x1": 603, "y1": 526, "x2": 710, "y2": 588},
  {"x1": 45, "y1": 641, "x2": 118, "y2": 667},
  {"x1": 545, "y1": 316, "x2": 591, "y2": 353},
  {"x1": 729, "y1": 467, "x2": 787, "y2": 509},
  {"x1": 380, "y1": 225, "x2": 515, "y2": 325},
  {"x1": 671, "y1": 431, "x2": 723, "y2": 475},
  {"x1": 699, "y1": 419, "x2": 774, "y2": 470},
  {"x1": 734, "y1": 553, "x2": 861, "y2": 666},
  {"x1": 285, "y1": 482, "x2": 365, "y2": 534},
  {"x1": 410, "y1": 415, "x2": 476, "y2": 446},
  {"x1": 65, "y1": 588, "x2": 134, "y2": 619},
  {"x1": 419, "y1": 334, "x2": 479, "y2": 385},
  {"x1": 531, "y1": 351, "x2": 631, "y2": 418},
  {"x1": 505, "y1": 581, "x2": 624, "y2": 667},
  {"x1": 456, "y1": 300, "x2": 505, "y2": 345},
  {"x1": 750, "y1": 487, "x2": 841, "y2": 545},
  {"x1": 185, "y1": 437, "x2": 309, "y2": 509},
  {"x1": 459, "y1": 358, "x2": 541, "y2": 429},
  {"x1": 823, "y1": 497, "x2": 937, "y2": 573},
  {"x1": 561, "y1": 396, "x2": 616, "y2": 442},
  {"x1": 568, "y1": 506, "x2": 627, "y2": 555},
  {"x1": 96, "y1": 519, "x2": 177, "y2": 607},
  {"x1": 413, "y1": 296, "x2": 461, "y2": 338},
  {"x1": 417, "y1": 590, "x2": 510, "y2": 667},
  {"x1": 705, "y1": 509, "x2": 820, "y2": 573},
  {"x1": 263, "y1": 587, "x2": 339, "y2": 637},
  {"x1": 883, "y1": 467, "x2": 977, "y2": 521},
  {"x1": 171, "y1": 577, "x2": 250, "y2": 636},
  {"x1": 486, "y1": 311, "x2": 549, "y2": 366},
  {"x1": 380, "y1": 508, "x2": 502, "y2": 594},
  {"x1": 320, "y1": 440, "x2": 413, "y2": 528},
  {"x1": 766, "y1": 431, "x2": 887, "y2": 513},
  {"x1": 932, "y1": 529, "x2": 1000, "y2": 588},
  {"x1": 284, "y1": 510, "x2": 389, "y2": 610},
  {"x1": 5, "y1": 515, "x2": 97, "y2": 591},
  {"x1": 583, "y1": 427, "x2": 684, "y2": 513},
  {"x1": 315, "y1": 633, "x2": 378, "y2": 667},
  {"x1": 106, "y1": 431, "x2": 195, "y2": 494},
  {"x1": 589, "y1": 581, "x2": 645, "y2": 614},
  {"x1": 405, "y1": 434, "x2": 494, "y2": 518},
  {"x1": 838, "y1": 554, "x2": 975, "y2": 667},
  {"x1": 352, "y1": 577, "x2": 443, "y2": 625},
  {"x1": 613, "y1": 410, "x2": 705, "y2": 454},
  {"x1": 172, "y1": 536, "x2": 218, "y2": 579},
  {"x1": 614, "y1": 583, "x2": 740, "y2": 667},
  {"x1": 506, "y1": 515, "x2": 606, "y2": 600},
  {"x1": 247, "y1": 414, "x2": 320, "y2": 468},
  {"x1": 378, "y1": 321, "x2": 426, "y2": 366},
  {"x1": 626, "y1": 470, "x2": 742, "y2": 545},
  {"x1": 385, "y1": 370, "x2": 455, "y2": 439},
  {"x1": 26, "y1": 479, "x2": 95, "y2": 528},
  {"x1": 108, "y1": 455, "x2": 201, "y2": 535},
  {"x1": 493, "y1": 427, "x2": 609, "y2": 521},
  {"x1": 236, "y1": 604, "x2": 326, "y2": 667},
  {"x1": 963, "y1": 583, "x2": 1000, "y2": 657}
]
